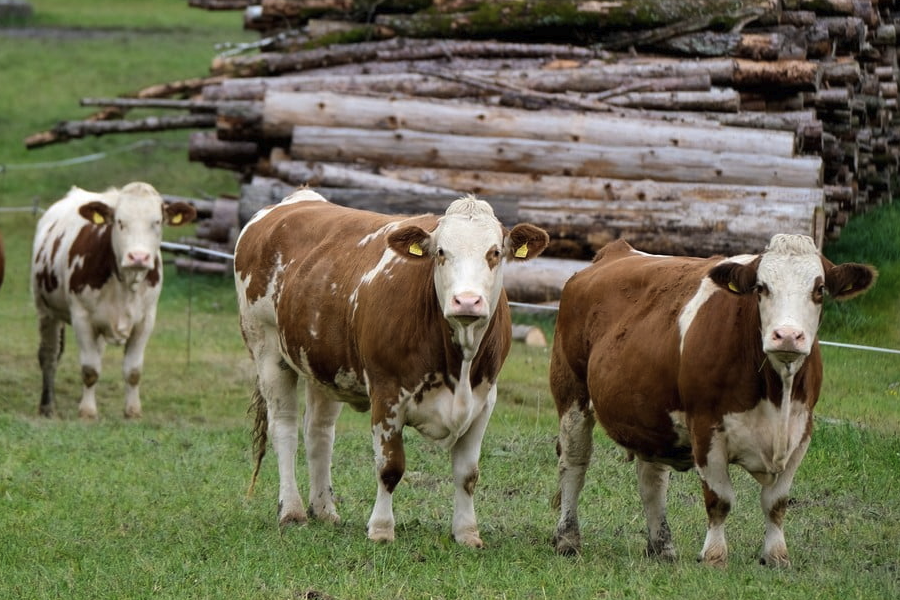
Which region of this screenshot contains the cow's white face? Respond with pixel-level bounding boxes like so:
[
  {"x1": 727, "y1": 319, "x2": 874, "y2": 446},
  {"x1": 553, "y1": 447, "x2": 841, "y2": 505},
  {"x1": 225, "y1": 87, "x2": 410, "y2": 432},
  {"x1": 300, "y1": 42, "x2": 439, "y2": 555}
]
[
  {"x1": 111, "y1": 183, "x2": 166, "y2": 274},
  {"x1": 709, "y1": 233, "x2": 877, "y2": 374},
  {"x1": 387, "y1": 196, "x2": 549, "y2": 353},
  {"x1": 753, "y1": 235, "x2": 824, "y2": 367}
]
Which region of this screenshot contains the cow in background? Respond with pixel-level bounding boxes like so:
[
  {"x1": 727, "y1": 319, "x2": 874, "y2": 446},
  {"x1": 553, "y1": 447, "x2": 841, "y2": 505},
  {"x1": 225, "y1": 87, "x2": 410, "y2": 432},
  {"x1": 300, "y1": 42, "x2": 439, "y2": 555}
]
[
  {"x1": 31, "y1": 182, "x2": 196, "y2": 419},
  {"x1": 551, "y1": 234, "x2": 876, "y2": 566},
  {"x1": 235, "y1": 190, "x2": 548, "y2": 546}
]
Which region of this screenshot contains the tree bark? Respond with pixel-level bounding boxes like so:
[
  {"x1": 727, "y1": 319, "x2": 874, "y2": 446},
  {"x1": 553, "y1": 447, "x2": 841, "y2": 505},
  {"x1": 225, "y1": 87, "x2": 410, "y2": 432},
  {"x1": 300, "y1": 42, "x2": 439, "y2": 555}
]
[
  {"x1": 288, "y1": 125, "x2": 822, "y2": 187},
  {"x1": 25, "y1": 114, "x2": 216, "y2": 149}
]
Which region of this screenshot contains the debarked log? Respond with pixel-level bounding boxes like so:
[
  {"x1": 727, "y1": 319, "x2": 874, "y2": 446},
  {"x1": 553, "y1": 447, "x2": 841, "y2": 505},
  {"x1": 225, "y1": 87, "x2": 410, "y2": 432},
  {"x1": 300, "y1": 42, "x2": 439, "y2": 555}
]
[
  {"x1": 288, "y1": 126, "x2": 822, "y2": 187},
  {"x1": 262, "y1": 91, "x2": 796, "y2": 155}
]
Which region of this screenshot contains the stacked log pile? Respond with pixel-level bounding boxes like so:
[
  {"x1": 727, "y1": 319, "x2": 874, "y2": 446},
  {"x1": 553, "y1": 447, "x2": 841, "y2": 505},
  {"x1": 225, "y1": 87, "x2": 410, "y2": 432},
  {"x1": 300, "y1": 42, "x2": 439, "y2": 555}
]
[{"x1": 26, "y1": 0, "x2": 900, "y2": 263}]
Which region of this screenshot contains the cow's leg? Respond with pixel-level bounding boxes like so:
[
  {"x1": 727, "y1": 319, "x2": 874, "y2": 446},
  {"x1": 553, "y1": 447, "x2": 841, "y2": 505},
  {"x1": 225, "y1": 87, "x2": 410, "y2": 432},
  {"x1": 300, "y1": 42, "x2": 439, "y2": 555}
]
[
  {"x1": 258, "y1": 357, "x2": 304, "y2": 526},
  {"x1": 121, "y1": 317, "x2": 154, "y2": 419},
  {"x1": 71, "y1": 317, "x2": 104, "y2": 420},
  {"x1": 368, "y1": 397, "x2": 405, "y2": 543},
  {"x1": 759, "y1": 435, "x2": 810, "y2": 567},
  {"x1": 303, "y1": 382, "x2": 343, "y2": 523},
  {"x1": 449, "y1": 386, "x2": 496, "y2": 548},
  {"x1": 552, "y1": 394, "x2": 595, "y2": 556},
  {"x1": 637, "y1": 458, "x2": 676, "y2": 560},
  {"x1": 696, "y1": 433, "x2": 734, "y2": 566},
  {"x1": 37, "y1": 315, "x2": 64, "y2": 417}
]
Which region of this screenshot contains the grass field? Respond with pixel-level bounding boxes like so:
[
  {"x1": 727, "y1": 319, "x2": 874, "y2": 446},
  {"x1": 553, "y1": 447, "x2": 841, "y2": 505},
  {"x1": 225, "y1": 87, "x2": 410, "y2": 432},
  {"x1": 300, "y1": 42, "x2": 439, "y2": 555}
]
[{"x1": 1, "y1": 2, "x2": 899, "y2": 599}]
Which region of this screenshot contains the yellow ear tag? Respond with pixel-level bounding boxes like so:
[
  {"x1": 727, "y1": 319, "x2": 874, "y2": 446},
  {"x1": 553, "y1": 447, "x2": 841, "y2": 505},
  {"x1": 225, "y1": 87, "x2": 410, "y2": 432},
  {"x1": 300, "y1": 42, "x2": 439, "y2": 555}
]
[
  {"x1": 409, "y1": 242, "x2": 423, "y2": 256},
  {"x1": 515, "y1": 243, "x2": 529, "y2": 259},
  {"x1": 171, "y1": 213, "x2": 183, "y2": 225},
  {"x1": 728, "y1": 281, "x2": 739, "y2": 293},
  {"x1": 92, "y1": 212, "x2": 105, "y2": 225},
  {"x1": 842, "y1": 283, "x2": 853, "y2": 292}
]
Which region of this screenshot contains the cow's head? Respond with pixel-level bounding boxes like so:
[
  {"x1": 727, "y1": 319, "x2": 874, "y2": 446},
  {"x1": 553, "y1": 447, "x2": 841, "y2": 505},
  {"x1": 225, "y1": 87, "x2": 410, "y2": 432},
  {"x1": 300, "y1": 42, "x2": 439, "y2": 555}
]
[
  {"x1": 708, "y1": 234, "x2": 876, "y2": 373},
  {"x1": 77, "y1": 182, "x2": 196, "y2": 283},
  {"x1": 387, "y1": 196, "x2": 548, "y2": 350}
]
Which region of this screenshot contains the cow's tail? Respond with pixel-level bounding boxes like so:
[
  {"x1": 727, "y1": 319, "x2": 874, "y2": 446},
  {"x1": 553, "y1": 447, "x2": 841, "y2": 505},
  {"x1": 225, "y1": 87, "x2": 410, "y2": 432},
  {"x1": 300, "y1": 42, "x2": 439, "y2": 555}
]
[{"x1": 247, "y1": 382, "x2": 268, "y2": 497}]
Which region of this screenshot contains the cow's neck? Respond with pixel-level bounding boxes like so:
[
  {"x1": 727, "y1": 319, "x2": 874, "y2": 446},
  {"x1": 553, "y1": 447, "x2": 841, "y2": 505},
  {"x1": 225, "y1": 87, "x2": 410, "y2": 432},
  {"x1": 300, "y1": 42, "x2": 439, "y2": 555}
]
[{"x1": 760, "y1": 347, "x2": 810, "y2": 474}]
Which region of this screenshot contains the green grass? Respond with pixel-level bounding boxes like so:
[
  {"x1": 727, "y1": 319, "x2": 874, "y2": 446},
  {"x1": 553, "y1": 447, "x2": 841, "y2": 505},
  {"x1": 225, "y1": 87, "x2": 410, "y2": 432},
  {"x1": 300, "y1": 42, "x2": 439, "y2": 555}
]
[{"x1": 1, "y1": 2, "x2": 900, "y2": 599}]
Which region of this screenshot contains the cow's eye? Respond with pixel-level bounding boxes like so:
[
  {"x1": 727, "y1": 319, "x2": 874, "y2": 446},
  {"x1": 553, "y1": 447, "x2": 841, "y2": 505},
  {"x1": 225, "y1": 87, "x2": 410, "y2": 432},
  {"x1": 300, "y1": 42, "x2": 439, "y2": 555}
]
[
  {"x1": 437, "y1": 248, "x2": 445, "y2": 258},
  {"x1": 756, "y1": 283, "x2": 769, "y2": 297}
]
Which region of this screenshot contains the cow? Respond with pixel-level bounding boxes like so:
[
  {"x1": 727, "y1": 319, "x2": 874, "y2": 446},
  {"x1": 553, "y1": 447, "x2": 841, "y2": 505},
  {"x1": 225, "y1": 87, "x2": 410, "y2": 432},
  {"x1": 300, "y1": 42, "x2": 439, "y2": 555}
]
[
  {"x1": 550, "y1": 234, "x2": 876, "y2": 566},
  {"x1": 31, "y1": 182, "x2": 196, "y2": 419},
  {"x1": 234, "y1": 190, "x2": 549, "y2": 547}
]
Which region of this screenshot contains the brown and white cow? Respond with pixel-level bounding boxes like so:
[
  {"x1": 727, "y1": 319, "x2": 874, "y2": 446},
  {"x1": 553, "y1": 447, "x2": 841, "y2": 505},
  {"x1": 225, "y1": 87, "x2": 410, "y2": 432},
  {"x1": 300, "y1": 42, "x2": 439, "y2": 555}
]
[
  {"x1": 551, "y1": 235, "x2": 876, "y2": 566},
  {"x1": 234, "y1": 190, "x2": 548, "y2": 546},
  {"x1": 31, "y1": 182, "x2": 196, "y2": 419}
]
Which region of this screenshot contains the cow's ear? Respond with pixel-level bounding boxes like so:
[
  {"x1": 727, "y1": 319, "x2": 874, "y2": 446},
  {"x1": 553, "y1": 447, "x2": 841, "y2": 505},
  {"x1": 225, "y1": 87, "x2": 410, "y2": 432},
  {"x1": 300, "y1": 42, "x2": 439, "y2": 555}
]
[
  {"x1": 164, "y1": 202, "x2": 197, "y2": 227},
  {"x1": 505, "y1": 223, "x2": 549, "y2": 261},
  {"x1": 823, "y1": 259, "x2": 878, "y2": 300},
  {"x1": 387, "y1": 225, "x2": 431, "y2": 260},
  {"x1": 708, "y1": 261, "x2": 757, "y2": 294},
  {"x1": 78, "y1": 201, "x2": 114, "y2": 226}
]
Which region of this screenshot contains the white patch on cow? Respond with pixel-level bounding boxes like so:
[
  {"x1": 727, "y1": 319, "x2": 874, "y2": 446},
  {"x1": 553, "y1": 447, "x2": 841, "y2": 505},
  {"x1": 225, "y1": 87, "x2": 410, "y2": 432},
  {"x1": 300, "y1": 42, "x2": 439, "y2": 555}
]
[
  {"x1": 678, "y1": 253, "x2": 756, "y2": 355},
  {"x1": 282, "y1": 189, "x2": 327, "y2": 204},
  {"x1": 357, "y1": 222, "x2": 400, "y2": 248},
  {"x1": 348, "y1": 247, "x2": 401, "y2": 318},
  {"x1": 721, "y1": 398, "x2": 810, "y2": 477},
  {"x1": 668, "y1": 410, "x2": 691, "y2": 448},
  {"x1": 403, "y1": 370, "x2": 494, "y2": 449}
]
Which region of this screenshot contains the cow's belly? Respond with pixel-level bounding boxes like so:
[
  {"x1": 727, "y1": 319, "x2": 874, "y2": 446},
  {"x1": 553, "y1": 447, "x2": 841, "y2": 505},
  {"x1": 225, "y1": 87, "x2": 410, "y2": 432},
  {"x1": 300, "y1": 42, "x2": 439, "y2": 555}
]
[
  {"x1": 720, "y1": 399, "x2": 810, "y2": 477},
  {"x1": 404, "y1": 379, "x2": 495, "y2": 448}
]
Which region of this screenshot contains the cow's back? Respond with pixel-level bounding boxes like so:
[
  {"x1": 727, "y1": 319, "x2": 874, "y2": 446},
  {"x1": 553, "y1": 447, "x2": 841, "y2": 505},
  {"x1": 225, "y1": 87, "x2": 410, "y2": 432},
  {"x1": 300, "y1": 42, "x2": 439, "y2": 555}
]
[
  {"x1": 235, "y1": 197, "x2": 452, "y2": 394},
  {"x1": 554, "y1": 240, "x2": 717, "y2": 463}
]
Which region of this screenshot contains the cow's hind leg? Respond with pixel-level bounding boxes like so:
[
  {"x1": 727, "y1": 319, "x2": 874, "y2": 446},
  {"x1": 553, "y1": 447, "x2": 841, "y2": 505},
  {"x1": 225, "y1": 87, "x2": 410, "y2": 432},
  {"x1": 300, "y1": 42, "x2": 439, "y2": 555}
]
[
  {"x1": 303, "y1": 382, "x2": 343, "y2": 523},
  {"x1": 637, "y1": 458, "x2": 676, "y2": 560},
  {"x1": 758, "y1": 436, "x2": 810, "y2": 567},
  {"x1": 552, "y1": 392, "x2": 595, "y2": 556},
  {"x1": 448, "y1": 386, "x2": 496, "y2": 548},
  {"x1": 37, "y1": 316, "x2": 64, "y2": 417},
  {"x1": 367, "y1": 388, "x2": 405, "y2": 543},
  {"x1": 257, "y1": 355, "x2": 304, "y2": 526}
]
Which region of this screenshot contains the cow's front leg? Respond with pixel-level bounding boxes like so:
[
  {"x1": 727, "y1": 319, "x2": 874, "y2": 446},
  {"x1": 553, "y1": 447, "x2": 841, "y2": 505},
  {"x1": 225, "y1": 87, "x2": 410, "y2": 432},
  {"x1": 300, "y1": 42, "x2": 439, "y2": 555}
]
[
  {"x1": 696, "y1": 433, "x2": 734, "y2": 566},
  {"x1": 303, "y1": 382, "x2": 343, "y2": 523},
  {"x1": 122, "y1": 318, "x2": 153, "y2": 419},
  {"x1": 73, "y1": 319, "x2": 104, "y2": 420},
  {"x1": 759, "y1": 435, "x2": 810, "y2": 567},
  {"x1": 553, "y1": 399, "x2": 595, "y2": 556},
  {"x1": 37, "y1": 315, "x2": 64, "y2": 417},
  {"x1": 368, "y1": 401, "x2": 405, "y2": 543},
  {"x1": 637, "y1": 458, "x2": 676, "y2": 560},
  {"x1": 449, "y1": 386, "x2": 495, "y2": 548}
]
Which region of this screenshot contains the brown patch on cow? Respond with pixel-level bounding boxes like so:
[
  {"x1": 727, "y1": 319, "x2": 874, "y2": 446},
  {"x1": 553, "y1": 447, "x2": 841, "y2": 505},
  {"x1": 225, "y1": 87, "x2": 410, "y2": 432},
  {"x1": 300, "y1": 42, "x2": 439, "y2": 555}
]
[
  {"x1": 82, "y1": 365, "x2": 99, "y2": 388},
  {"x1": 463, "y1": 467, "x2": 479, "y2": 496},
  {"x1": 126, "y1": 369, "x2": 141, "y2": 386},
  {"x1": 69, "y1": 222, "x2": 116, "y2": 294},
  {"x1": 35, "y1": 266, "x2": 59, "y2": 294},
  {"x1": 485, "y1": 245, "x2": 501, "y2": 269},
  {"x1": 768, "y1": 497, "x2": 788, "y2": 528}
]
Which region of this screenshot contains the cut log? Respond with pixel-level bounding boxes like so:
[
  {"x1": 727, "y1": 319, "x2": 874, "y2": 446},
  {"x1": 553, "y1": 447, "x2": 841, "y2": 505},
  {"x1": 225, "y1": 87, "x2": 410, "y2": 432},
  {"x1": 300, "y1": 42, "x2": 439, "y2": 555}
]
[
  {"x1": 262, "y1": 91, "x2": 796, "y2": 155},
  {"x1": 288, "y1": 126, "x2": 822, "y2": 187},
  {"x1": 511, "y1": 324, "x2": 548, "y2": 347},
  {"x1": 271, "y1": 159, "x2": 458, "y2": 195},
  {"x1": 25, "y1": 114, "x2": 216, "y2": 149},
  {"x1": 503, "y1": 257, "x2": 588, "y2": 303}
]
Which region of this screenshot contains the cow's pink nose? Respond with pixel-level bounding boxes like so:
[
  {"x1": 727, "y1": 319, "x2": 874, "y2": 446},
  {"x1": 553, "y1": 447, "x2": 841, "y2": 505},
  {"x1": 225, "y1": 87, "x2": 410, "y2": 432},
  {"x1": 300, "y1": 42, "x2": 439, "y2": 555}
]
[
  {"x1": 771, "y1": 327, "x2": 805, "y2": 350},
  {"x1": 451, "y1": 293, "x2": 484, "y2": 316},
  {"x1": 126, "y1": 251, "x2": 151, "y2": 267}
]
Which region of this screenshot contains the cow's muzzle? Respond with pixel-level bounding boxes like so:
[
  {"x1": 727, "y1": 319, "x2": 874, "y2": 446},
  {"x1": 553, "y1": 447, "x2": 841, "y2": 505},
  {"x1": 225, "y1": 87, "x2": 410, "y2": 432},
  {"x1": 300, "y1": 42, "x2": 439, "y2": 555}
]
[
  {"x1": 447, "y1": 292, "x2": 488, "y2": 326},
  {"x1": 765, "y1": 326, "x2": 809, "y2": 364}
]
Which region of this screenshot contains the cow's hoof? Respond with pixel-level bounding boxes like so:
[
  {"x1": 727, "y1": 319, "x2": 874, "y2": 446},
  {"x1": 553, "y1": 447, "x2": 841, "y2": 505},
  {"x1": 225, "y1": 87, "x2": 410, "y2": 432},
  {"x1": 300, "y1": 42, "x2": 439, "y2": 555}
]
[
  {"x1": 367, "y1": 526, "x2": 395, "y2": 543},
  {"x1": 454, "y1": 530, "x2": 484, "y2": 549},
  {"x1": 698, "y1": 551, "x2": 728, "y2": 568},
  {"x1": 278, "y1": 501, "x2": 308, "y2": 528},
  {"x1": 78, "y1": 409, "x2": 98, "y2": 421},
  {"x1": 124, "y1": 408, "x2": 142, "y2": 419},
  {"x1": 38, "y1": 406, "x2": 54, "y2": 418},
  {"x1": 553, "y1": 533, "x2": 582, "y2": 557},
  {"x1": 760, "y1": 552, "x2": 791, "y2": 568},
  {"x1": 309, "y1": 507, "x2": 341, "y2": 524},
  {"x1": 646, "y1": 542, "x2": 677, "y2": 562}
]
